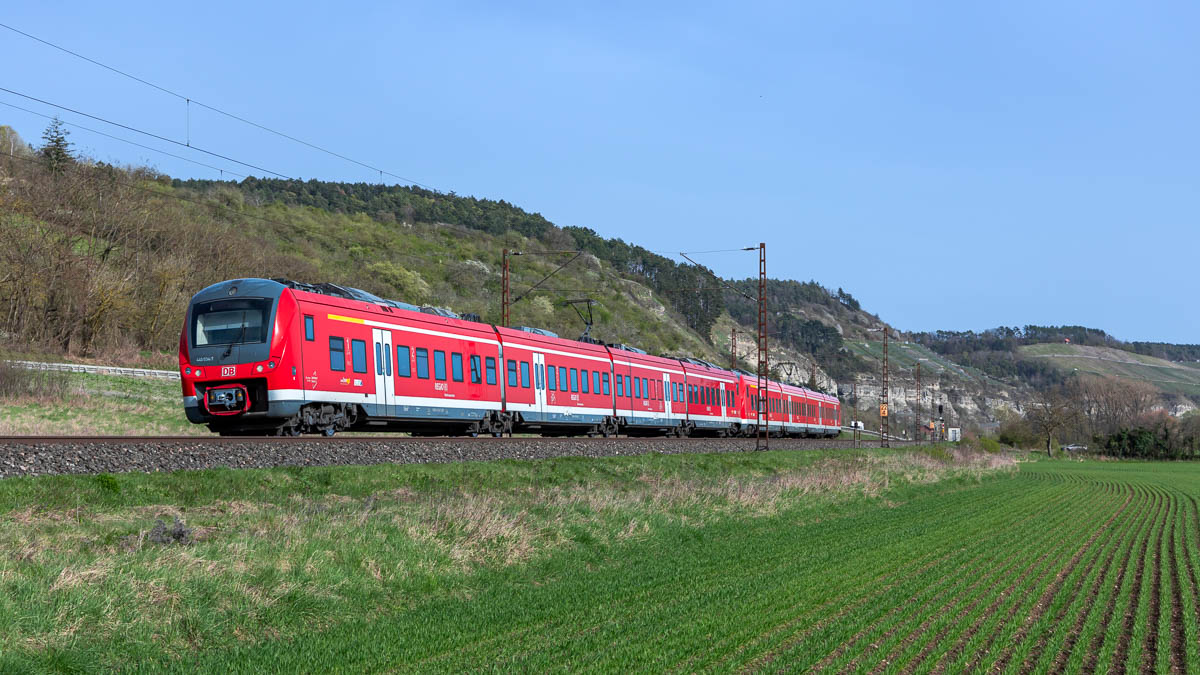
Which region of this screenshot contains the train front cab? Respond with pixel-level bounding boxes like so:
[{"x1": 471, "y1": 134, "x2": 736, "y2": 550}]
[{"x1": 180, "y1": 278, "x2": 304, "y2": 434}]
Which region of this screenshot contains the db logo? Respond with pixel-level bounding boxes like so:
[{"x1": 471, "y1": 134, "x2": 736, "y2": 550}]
[{"x1": 221, "y1": 366, "x2": 236, "y2": 377}]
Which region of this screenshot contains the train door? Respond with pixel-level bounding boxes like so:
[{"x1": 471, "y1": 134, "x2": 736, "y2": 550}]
[
  {"x1": 371, "y1": 328, "x2": 394, "y2": 417},
  {"x1": 532, "y1": 352, "x2": 546, "y2": 420},
  {"x1": 662, "y1": 373, "x2": 673, "y2": 421},
  {"x1": 719, "y1": 382, "x2": 727, "y2": 424}
]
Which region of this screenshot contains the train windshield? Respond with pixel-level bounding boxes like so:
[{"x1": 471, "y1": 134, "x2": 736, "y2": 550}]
[{"x1": 191, "y1": 298, "x2": 273, "y2": 346}]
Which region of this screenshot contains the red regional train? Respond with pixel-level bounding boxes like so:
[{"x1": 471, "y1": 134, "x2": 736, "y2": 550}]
[{"x1": 179, "y1": 278, "x2": 841, "y2": 437}]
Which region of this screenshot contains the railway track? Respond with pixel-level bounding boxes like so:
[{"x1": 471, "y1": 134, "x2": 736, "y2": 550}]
[
  {"x1": 0, "y1": 435, "x2": 902, "y2": 445},
  {"x1": 0, "y1": 435, "x2": 910, "y2": 479}
]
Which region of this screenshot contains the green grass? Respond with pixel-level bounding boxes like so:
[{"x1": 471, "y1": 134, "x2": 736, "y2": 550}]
[
  {"x1": 0, "y1": 449, "x2": 1197, "y2": 672},
  {"x1": 0, "y1": 371, "x2": 200, "y2": 436}
]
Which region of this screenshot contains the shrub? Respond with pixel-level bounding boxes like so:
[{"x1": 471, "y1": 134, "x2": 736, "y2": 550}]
[{"x1": 978, "y1": 436, "x2": 1004, "y2": 453}]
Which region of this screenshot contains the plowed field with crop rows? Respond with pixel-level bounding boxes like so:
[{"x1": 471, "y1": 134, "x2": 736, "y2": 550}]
[{"x1": 196, "y1": 459, "x2": 1198, "y2": 672}]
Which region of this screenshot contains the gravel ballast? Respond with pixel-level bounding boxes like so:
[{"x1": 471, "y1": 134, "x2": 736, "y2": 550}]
[{"x1": 0, "y1": 437, "x2": 896, "y2": 478}]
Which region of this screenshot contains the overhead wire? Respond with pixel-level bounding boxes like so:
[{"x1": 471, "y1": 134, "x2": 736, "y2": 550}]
[
  {"x1": 0, "y1": 86, "x2": 291, "y2": 178},
  {"x1": 0, "y1": 21, "x2": 437, "y2": 190},
  {"x1": 1, "y1": 24, "x2": 758, "y2": 273},
  {"x1": 1, "y1": 24, "x2": 759, "y2": 317},
  {"x1": 0, "y1": 98, "x2": 246, "y2": 178}
]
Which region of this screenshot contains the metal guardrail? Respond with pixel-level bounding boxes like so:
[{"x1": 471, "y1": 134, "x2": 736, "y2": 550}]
[{"x1": 5, "y1": 360, "x2": 179, "y2": 380}]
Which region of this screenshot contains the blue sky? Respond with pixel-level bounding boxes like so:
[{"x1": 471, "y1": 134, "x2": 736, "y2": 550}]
[{"x1": 2, "y1": 2, "x2": 1196, "y2": 342}]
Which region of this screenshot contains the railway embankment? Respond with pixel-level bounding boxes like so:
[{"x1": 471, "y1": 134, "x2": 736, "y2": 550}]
[{"x1": 0, "y1": 436, "x2": 905, "y2": 479}]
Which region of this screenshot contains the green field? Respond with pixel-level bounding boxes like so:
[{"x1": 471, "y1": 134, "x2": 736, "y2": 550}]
[{"x1": 0, "y1": 447, "x2": 1196, "y2": 672}]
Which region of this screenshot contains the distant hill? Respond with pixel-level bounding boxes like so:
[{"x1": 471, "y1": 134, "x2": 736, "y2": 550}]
[{"x1": 1020, "y1": 343, "x2": 1200, "y2": 401}]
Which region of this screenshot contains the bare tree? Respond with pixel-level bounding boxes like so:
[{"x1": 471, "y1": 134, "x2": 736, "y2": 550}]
[{"x1": 1027, "y1": 386, "x2": 1079, "y2": 457}]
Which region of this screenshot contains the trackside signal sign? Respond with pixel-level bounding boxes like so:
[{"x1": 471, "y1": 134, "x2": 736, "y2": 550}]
[{"x1": 879, "y1": 403, "x2": 888, "y2": 417}]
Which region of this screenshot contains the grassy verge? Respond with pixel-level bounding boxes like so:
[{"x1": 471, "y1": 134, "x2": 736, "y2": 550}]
[
  {"x1": 0, "y1": 370, "x2": 200, "y2": 436},
  {"x1": 0, "y1": 446, "x2": 1013, "y2": 671}
]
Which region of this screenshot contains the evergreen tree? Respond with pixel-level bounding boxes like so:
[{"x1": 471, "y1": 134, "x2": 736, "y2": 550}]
[{"x1": 40, "y1": 117, "x2": 73, "y2": 174}]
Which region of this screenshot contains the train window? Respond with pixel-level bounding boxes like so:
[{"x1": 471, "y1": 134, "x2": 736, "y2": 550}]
[
  {"x1": 385, "y1": 347, "x2": 392, "y2": 377},
  {"x1": 536, "y1": 364, "x2": 544, "y2": 390},
  {"x1": 469, "y1": 355, "x2": 481, "y2": 383},
  {"x1": 644, "y1": 378, "x2": 650, "y2": 399},
  {"x1": 548, "y1": 365, "x2": 557, "y2": 390},
  {"x1": 304, "y1": 315, "x2": 314, "y2": 341},
  {"x1": 592, "y1": 371, "x2": 600, "y2": 394},
  {"x1": 507, "y1": 360, "x2": 518, "y2": 387},
  {"x1": 677, "y1": 383, "x2": 683, "y2": 403},
  {"x1": 397, "y1": 346, "x2": 411, "y2": 377},
  {"x1": 351, "y1": 340, "x2": 367, "y2": 374},
  {"x1": 416, "y1": 348, "x2": 429, "y2": 379},
  {"x1": 580, "y1": 370, "x2": 589, "y2": 394},
  {"x1": 616, "y1": 374, "x2": 623, "y2": 397},
  {"x1": 602, "y1": 372, "x2": 610, "y2": 395},
  {"x1": 434, "y1": 351, "x2": 447, "y2": 380},
  {"x1": 330, "y1": 337, "x2": 345, "y2": 371},
  {"x1": 452, "y1": 353, "x2": 464, "y2": 382},
  {"x1": 633, "y1": 378, "x2": 640, "y2": 399},
  {"x1": 375, "y1": 343, "x2": 383, "y2": 375},
  {"x1": 571, "y1": 368, "x2": 579, "y2": 393},
  {"x1": 559, "y1": 367, "x2": 569, "y2": 392},
  {"x1": 485, "y1": 357, "x2": 497, "y2": 385},
  {"x1": 520, "y1": 361, "x2": 530, "y2": 388}
]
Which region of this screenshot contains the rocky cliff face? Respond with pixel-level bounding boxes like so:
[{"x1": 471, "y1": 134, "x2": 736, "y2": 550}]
[{"x1": 837, "y1": 377, "x2": 1023, "y2": 434}]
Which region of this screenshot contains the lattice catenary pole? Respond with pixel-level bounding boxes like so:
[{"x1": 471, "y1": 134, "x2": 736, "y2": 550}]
[{"x1": 757, "y1": 242, "x2": 768, "y2": 451}]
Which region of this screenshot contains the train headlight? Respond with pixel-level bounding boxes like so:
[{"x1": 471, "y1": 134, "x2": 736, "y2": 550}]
[
  {"x1": 185, "y1": 367, "x2": 191, "y2": 375},
  {"x1": 194, "y1": 369, "x2": 202, "y2": 377},
  {"x1": 268, "y1": 361, "x2": 275, "y2": 369},
  {"x1": 256, "y1": 365, "x2": 264, "y2": 373}
]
